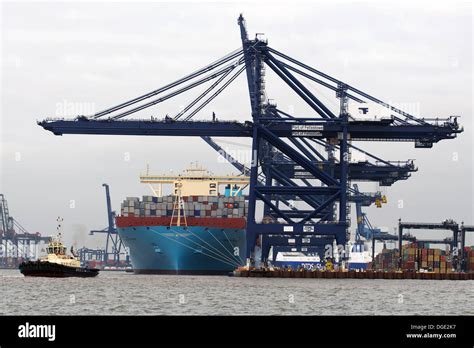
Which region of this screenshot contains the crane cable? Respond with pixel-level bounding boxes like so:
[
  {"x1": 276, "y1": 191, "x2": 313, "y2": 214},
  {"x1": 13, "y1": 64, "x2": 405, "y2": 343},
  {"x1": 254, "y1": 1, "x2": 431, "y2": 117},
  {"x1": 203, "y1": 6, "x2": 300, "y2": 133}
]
[
  {"x1": 109, "y1": 58, "x2": 243, "y2": 120},
  {"x1": 183, "y1": 65, "x2": 246, "y2": 121},
  {"x1": 173, "y1": 66, "x2": 235, "y2": 120},
  {"x1": 268, "y1": 46, "x2": 427, "y2": 125},
  {"x1": 91, "y1": 48, "x2": 243, "y2": 119}
]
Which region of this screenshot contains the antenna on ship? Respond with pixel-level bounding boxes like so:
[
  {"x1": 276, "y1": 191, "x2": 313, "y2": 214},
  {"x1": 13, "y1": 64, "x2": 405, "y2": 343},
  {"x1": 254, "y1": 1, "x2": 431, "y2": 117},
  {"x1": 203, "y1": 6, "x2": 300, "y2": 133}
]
[{"x1": 56, "y1": 216, "x2": 64, "y2": 241}]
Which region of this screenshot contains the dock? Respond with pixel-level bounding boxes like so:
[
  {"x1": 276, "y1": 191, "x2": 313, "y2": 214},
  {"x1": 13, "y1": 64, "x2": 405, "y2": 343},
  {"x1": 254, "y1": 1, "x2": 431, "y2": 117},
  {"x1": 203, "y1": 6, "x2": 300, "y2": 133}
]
[{"x1": 234, "y1": 269, "x2": 474, "y2": 280}]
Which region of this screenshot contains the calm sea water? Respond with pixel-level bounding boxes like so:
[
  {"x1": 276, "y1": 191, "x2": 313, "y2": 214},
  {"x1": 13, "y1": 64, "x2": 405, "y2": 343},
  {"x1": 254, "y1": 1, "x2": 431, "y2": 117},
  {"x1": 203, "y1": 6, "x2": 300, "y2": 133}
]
[{"x1": 1, "y1": 269, "x2": 472, "y2": 315}]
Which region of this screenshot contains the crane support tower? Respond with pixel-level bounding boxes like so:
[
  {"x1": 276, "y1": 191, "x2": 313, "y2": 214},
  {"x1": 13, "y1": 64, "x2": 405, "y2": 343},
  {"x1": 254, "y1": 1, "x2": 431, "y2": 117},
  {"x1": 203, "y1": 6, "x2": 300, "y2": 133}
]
[{"x1": 88, "y1": 184, "x2": 130, "y2": 268}]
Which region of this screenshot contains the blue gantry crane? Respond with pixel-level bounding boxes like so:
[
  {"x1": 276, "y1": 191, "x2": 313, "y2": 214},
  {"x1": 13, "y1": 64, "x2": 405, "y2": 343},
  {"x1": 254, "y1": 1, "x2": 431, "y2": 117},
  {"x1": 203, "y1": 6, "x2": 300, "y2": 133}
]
[
  {"x1": 353, "y1": 184, "x2": 387, "y2": 241},
  {"x1": 203, "y1": 132, "x2": 393, "y2": 264},
  {"x1": 460, "y1": 223, "x2": 474, "y2": 271},
  {"x1": 38, "y1": 15, "x2": 462, "y2": 266},
  {"x1": 0, "y1": 194, "x2": 50, "y2": 268},
  {"x1": 87, "y1": 184, "x2": 130, "y2": 267}
]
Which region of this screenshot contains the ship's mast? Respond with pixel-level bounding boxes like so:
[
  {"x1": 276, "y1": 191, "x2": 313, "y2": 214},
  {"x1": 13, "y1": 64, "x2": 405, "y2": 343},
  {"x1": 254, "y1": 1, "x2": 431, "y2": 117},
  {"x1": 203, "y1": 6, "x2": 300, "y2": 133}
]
[
  {"x1": 56, "y1": 216, "x2": 64, "y2": 241},
  {"x1": 170, "y1": 183, "x2": 187, "y2": 227}
]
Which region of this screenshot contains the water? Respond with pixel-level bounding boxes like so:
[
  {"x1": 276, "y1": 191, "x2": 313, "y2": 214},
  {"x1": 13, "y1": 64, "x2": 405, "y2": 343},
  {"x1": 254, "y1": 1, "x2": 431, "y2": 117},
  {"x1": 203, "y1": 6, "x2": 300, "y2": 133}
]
[{"x1": 1, "y1": 269, "x2": 472, "y2": 315}]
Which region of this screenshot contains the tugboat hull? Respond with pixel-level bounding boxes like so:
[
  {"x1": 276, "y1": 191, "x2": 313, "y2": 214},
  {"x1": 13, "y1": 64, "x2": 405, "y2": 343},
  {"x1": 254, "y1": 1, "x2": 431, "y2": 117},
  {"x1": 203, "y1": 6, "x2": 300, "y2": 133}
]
[{"x1": 19, "y1": 261, "x2": 99, "y2": 278}]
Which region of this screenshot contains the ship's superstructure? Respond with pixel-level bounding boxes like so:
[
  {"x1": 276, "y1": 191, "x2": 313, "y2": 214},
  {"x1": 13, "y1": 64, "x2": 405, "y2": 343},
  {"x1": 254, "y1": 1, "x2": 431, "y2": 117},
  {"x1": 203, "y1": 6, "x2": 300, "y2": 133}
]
[
  {"x1": 140, "y1": 163, "x2": 249, "y2": 198},
  {"x1": 40, "y1": 234, "x2": 80, "y2": 268}
]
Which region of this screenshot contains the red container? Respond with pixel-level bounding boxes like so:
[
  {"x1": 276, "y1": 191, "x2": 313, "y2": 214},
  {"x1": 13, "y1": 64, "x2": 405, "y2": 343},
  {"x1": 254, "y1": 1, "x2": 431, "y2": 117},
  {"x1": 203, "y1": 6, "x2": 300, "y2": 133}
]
[{"x1": 403, "y1": 261, "x2": 415, "y2": 270}]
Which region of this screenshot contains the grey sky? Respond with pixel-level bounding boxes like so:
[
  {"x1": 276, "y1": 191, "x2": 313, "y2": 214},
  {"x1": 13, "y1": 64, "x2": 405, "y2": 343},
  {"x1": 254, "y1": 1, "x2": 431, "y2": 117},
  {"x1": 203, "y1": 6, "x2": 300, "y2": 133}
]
[{"x1": 1, "y1": 1, "x2": 472, "y2": 248}]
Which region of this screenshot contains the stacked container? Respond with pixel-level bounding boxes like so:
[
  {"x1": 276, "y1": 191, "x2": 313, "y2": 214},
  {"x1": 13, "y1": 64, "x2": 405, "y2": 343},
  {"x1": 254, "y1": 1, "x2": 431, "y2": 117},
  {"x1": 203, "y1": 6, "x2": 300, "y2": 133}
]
[
  {"x1": 372, "y1": 244, "x2": 453, "y2": 273},
  {"x1": 416, "y1": 247, "x2": 451, "y2": 273},
  {"x1": 401, "y1": 242, "x2": 417, "y2": 270},
  {"x1": 465, "y1": 247, "x2": 474, "y2": 273},
  {"x1": 372, "y1": 249, "x2": 399, "y2": 271},
  {"x1": 120, "y1": 195, "x2": 248, "y2": 218}
]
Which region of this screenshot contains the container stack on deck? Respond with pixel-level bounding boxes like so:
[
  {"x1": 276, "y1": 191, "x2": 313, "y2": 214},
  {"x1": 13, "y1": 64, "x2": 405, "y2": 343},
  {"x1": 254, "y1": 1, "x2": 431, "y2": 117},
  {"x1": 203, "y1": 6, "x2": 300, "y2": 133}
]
[{"x1": 120, "y1": 195, "x2": 248, "y2": 218}]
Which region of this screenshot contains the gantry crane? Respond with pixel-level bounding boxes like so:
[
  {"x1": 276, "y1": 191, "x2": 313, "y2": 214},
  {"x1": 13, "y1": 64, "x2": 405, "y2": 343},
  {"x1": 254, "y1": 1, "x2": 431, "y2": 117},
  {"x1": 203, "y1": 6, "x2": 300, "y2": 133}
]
[
  {"x1": 38, "y1": 15, "x2": 463, "y2": 266},
  {"x1": 0, "y1": 194, "x2": 50, "y2": 268},
  {"x1": 353, "y1": 184, "x2": 388, "y2": 242},
  {"x1": 398, "y1": 219, "x2": 461, "y2": 269},
  {"x1": 88, "y1": 184, "x2": 130, "y2": 267},
  {"x1": 459, "y1": 223, "x2": 474, "y2": 271}
]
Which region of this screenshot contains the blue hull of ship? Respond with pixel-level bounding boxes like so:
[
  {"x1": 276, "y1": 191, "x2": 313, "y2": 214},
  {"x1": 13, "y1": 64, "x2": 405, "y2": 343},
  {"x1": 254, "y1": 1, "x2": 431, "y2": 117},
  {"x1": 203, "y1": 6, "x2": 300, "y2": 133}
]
[{"x1": 118, "y1": 225, "x2": 246, "y2": 275}]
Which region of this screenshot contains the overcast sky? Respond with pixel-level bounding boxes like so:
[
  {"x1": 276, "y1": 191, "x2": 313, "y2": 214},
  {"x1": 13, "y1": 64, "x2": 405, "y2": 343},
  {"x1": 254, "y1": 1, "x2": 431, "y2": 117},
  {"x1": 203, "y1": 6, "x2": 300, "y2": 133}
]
[{"x1": 1, "y1": 0, "x2": 472, "y2": 248}]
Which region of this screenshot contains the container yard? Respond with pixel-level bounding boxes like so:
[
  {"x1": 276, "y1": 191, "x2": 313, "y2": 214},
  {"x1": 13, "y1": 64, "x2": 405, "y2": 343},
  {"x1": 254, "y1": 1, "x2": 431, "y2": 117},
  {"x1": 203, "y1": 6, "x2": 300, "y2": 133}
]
[
  {"x1": 232, "y1": 240, "x2": 474, "y2": 280},
  {"x1": 381, "y1": 244, "x2": 454, "y2": 273}
]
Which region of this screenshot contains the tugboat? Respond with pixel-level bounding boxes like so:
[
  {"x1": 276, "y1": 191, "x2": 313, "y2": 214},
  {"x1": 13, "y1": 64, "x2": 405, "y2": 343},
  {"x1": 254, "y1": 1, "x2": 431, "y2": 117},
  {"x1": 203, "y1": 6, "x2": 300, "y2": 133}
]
[{"x1": 19, "y1": 233, "x2": 99, "y2": 278}]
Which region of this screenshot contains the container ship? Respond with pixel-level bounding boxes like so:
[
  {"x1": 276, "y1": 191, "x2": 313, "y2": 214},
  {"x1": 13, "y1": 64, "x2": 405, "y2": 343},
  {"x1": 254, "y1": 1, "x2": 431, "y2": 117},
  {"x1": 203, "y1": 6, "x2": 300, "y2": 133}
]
[{"x1": 116, "y1": 165, "x2": 249, "y2": 275}]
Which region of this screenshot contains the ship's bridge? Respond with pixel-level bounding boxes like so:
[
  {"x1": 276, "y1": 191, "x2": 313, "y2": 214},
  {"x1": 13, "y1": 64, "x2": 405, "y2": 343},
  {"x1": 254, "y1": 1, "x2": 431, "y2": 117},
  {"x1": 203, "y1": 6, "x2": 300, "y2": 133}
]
[{"x1": 140, "y1": 163, "x2": 249, "y2": 197}]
